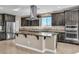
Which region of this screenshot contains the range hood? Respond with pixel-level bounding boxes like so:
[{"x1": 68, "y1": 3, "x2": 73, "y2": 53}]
[{"x1": 30, "y1": 5, "x2": 37, "y2": 20}]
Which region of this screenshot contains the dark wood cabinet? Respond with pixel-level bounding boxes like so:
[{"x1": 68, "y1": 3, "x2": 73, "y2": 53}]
[
  {"x1": 65, "y1": 11, "x2": 71, "y2": 25},
  {"x1": 58, "y1": 13, "x2": 65, "y2": 26},
  {"x1": 4, "y1": 14, "x2": 15, "y2": 22},
  {"x1": 57, "y1": 33, "x2": 65, "y2": 42},
  {"x1": 0, "y1": 14, "x2": 3, "y2": 26},
  {"x1": 0, "y1": 14, "x2": 15, "y2": 26},
  {"x1": 31, "y1": 20, "x2": 39, "y2": 26},
  {"x1": 0, "y1": 32, "x2": 5, "y2": 40},
  {"x1": 65, "y1": 10, "x2": 78, "y2": 25},
  {"x1": 21, "y1": 17, "x2": 39, "y2": 26},
  {"x1": 52, "y1": 14, "x2": 57, "y2": 26},
  {"x1": 21, "y1": 18, "x2": 28, "y2": 26},
  {"x1": 21, "y1": 18, "x2": 31, "y2": 26},
  {"x1": 71, "y1": 10, "x2": 78, "y2": 25},
  {"x1": 52, "y1": 12, "x2": 65, "y2": 26}
]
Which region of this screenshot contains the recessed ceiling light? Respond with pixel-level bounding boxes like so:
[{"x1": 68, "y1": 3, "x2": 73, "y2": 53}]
[{"x1": 13, "y1": 8, "x2": 20, "y2": 11}]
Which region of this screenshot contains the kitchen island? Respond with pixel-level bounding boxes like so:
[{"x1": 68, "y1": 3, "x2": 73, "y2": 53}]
[{"x1": 15, "y1": 30, "x2": 58, "y2": 53}]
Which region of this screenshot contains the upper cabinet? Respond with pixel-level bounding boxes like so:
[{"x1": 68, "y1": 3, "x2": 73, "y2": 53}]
[
  {"x1": 0, "y1": 14, "x2": 15, "y2": 26},
  {"x1": 21, "y1": 18, "x2": 28, "y2": 26},
  {"x1": 0, "y1": 15, "x2": 3, "y2": 26},
  {"x1": 21, "y1": 17, "x2": 39, "y2": 26},
  {"x1": 52, "y1": 12, "x2": 65, "y2": 26},
  {"x1": 4, "y1": 14, "x2": 15, "y2": 22},
  {"x1": 65, "y1": 10, "x2": 78, "y2": 25},
  {"x1": 31, "y1": 20, "x2": 39, "y2": 26}
]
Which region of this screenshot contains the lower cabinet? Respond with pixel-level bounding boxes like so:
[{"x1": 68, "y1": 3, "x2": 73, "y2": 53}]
[
  {"x1": 0, "y1": 32, "x2": 5, "y2": 40},
  {"x1": 15, "y1": 35, "x2": 45, "y2": 51},
  {"x1": 57, "y1": 33, "x2": 65, "y2": 42},
  {"x1": 45, "y1": 35, "x2": 57, "y2": 53}
]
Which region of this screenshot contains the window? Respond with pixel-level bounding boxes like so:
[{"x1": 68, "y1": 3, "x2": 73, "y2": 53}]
[{"x1": 41, "y1": 16, "x2": 52, "y2": 26}]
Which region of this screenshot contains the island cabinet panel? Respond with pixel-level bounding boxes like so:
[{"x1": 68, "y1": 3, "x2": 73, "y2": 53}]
[
  {"x1": 15, "y1": 35, "x2": 44, "y2": 51},
  {"x1": 15, "y1": 31, "x2": 58, "y2": 53},
  {"x1": 45, "y1": 35, "x2": 57, "y2": 52},
  {"x1": 52, "y1": 12, "x2": 65, "y2": 26}
]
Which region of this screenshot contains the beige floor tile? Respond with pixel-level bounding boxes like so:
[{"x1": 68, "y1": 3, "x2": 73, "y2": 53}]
[{"x1": 0, "y1": 40, "x2": 79, "y2": 54}]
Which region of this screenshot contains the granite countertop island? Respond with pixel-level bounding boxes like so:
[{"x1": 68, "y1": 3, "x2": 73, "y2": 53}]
[
  {"x1": 19, "y1": 26, "x2": 65, "y2": 33},
  {"x1": 15, "y1": 26, "x2": 64, "y2": 53}
]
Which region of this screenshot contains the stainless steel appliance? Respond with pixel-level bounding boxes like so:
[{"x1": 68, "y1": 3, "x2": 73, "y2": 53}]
[
  {"x1": 64, "y1": 8, "x2": 79, "y2": 43},
  {"x1": 65, "y1": 25, "x2": 78, "y2": 41},
  {"x1": 6, "y1": 22, "x2": 15, "y2": 39}
]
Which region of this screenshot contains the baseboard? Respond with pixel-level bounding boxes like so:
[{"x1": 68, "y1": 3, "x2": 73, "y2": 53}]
[
  {"x1": 16, "y1": 43, "x2": 45, "y2": 53},
  {"x1": 45, "y1": 49, "x2": 56, "y2": 54}
]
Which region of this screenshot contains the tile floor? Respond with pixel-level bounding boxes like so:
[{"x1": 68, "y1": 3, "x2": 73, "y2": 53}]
[{"x1": 0, "y1": 40, "x2": 79, "y2": 54}]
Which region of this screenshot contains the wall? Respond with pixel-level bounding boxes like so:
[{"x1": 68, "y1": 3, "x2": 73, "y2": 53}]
[{"x1": 15, "y1": 16, "x2": 21, "y2": 32}]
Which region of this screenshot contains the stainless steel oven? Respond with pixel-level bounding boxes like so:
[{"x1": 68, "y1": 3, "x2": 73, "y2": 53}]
[{"x1": 65, "y1": 25, "x2": 78, "y2": 41}]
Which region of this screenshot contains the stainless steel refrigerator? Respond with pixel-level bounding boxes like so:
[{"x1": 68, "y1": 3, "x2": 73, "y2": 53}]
[{"x1": 6, "y1": 22, "x2": 15, "y2": 39}]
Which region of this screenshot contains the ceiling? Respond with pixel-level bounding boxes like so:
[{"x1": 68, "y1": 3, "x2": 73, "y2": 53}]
[{"x1": 0, "y1": 5, "x2": 76, "y2": 17}]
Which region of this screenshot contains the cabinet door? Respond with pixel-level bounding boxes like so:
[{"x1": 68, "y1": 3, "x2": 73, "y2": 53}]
[
  {"x1": 0, "y1": 32, "x2": 5, "y2": 40},
  {"x1": 21, "y1": 18, "x2": 24, "y2": 26},
  {"x1": 57, "y1": 33, "x2": 65, "y2": 42},
  {"x1": 5, "y1": 15, "x2": 15, "y2": 22},
  {"x1": 71, "y1": 10, "x2": 78, "y2": 25},
  {"x1": 58, "y1": 13, "x2": 65, "y2": 26},
  {"x1": 65, "y1": 11, "x2": 71, "y2": 25},
  {"x1": 21, "y1": 18, "x2": 40, "y2": 26},
  {"x1": 52, "y1": 14, "x2": 57, "y2": 26},
  {"x1": 52, "y1": 13, "x2": 65, "y2": 26},
  {"x1": 65, "y1": 10, "x2": 78, "y2": 25},
  {"x1": 21, "y1": 18, "x2": 31, "y2": 26},
  {"x1": 21, "y1": 19, "x2": 27, "y2": 26},
  {"x1": 32, "y1": 20, "x2": 39, "y2": 26},
  {"x1": 0, "y1": 15, "x2": 3, "y2": 26}
]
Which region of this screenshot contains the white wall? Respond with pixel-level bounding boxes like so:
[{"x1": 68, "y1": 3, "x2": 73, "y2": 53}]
[{"x1": 15, "y1": 16, "x2": 21, "y2": 32}]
